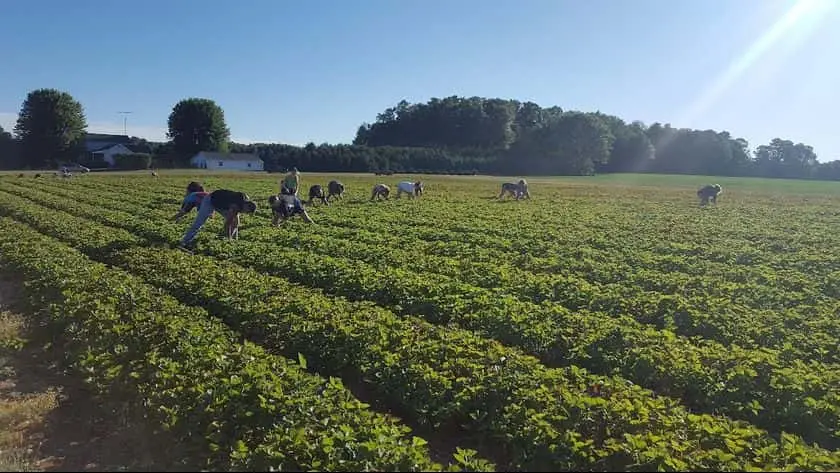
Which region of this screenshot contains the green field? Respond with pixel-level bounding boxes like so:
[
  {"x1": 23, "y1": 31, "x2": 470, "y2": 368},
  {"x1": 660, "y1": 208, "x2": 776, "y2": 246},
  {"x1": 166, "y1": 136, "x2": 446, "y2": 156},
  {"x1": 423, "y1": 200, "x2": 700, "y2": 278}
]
[{"x1": 1, "y1": 170, "x2": 839, "y2": 471}]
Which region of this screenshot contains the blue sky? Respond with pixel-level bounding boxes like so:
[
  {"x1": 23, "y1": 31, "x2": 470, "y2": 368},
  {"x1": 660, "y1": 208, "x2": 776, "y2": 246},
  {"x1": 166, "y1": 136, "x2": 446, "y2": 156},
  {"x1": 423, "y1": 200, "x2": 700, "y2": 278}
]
[{"x1": 1, "y1": 0, "x2": 838, "y2": 159}]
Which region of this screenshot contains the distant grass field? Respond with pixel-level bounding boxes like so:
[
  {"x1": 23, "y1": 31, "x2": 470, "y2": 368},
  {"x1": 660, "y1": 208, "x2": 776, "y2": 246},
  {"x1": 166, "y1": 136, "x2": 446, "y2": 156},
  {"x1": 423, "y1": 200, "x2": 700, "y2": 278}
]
[{"x1": 1, "y1": 169, "x2": 840, "y2": 470}]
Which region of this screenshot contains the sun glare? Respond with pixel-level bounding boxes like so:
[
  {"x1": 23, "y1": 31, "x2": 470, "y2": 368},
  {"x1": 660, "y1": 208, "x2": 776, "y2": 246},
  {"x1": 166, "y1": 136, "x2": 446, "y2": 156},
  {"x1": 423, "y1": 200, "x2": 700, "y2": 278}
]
[
  {"x1": 678, "y1": 0, "x2": 835, "y2": 126},
  {"x1": 632, "y1": 0, "x2": 836, "y2": 174}
]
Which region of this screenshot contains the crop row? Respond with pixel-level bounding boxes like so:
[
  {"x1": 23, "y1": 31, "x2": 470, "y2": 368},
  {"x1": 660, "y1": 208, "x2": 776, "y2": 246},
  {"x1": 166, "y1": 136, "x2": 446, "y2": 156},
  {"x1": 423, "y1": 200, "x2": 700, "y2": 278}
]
[
  {"x1": 76, "y1": 177, "x2": 840, "y2": 314},
  {"x1": 10, "y1": 181, "x2": 840, "y2": 442},
  {"x1": 68, "y1": 179, "x2": 840, "y2": 326},
  {"x1": 26, "y1": 179, "x2": 840, "y2": 364},
  {"x1": 4, "y1": 197, "x2": 840, "y2": 471},
  {"x1": 86, "y1": 176, "x2": 840, "y2": 273},
  {"x1": 0, "y1": 216, "x2": 463, "y2": 471},
  {"x1": 3, "y1": 187, "x2": 840, "y2": 454}
]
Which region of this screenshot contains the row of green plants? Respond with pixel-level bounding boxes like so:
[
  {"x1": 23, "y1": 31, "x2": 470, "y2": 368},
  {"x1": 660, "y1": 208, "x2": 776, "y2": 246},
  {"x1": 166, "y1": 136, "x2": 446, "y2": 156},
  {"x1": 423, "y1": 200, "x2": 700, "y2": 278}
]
[
  {"x1": 3, "y1": 186, "x2": 840, "y2": 458},
  {"x1": 82, "y1": 176, "x2": 840, "y2": 304},
  {"x1": 18, "y1": 177, "x2": 840, "y2": 361},
  {"x1": 79, "y1": 178, "x2": 840, "y2": 322},
  {"x1": 39, "y1": 179, "x2": 840, "y2": 364},
  {"x1": 11, "y1": 181, "x2": 840, "y2": 447},
  {"x1": 3, "y1": 200, "x2": 840, "y2": 471},
  {"x1": 79, "y1": 177, "x2": 840, "y2": 310},
  {"x1": 0, "y1": 217, "x2": 462, "y2": 471}
]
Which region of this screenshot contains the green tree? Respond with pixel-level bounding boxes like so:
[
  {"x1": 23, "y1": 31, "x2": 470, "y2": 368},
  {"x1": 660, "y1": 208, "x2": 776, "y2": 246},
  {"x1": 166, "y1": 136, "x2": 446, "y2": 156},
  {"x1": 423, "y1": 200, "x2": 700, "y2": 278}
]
[
  {"x1": 548, "y1": 112, "x2": 614, "y2": 175},
  {"x1": 14, "y1": 88, "x2": 87, "y2": 169},
  {"x1": 353, "y1": 96, "x2": 825, "y2": 178},
  {"x1": 167, "y1": 98, "x2": 230, "y2": 160},
  {"x1": 605, "y1": 122, "x2": 655, "y2": 173},
  {"x1": 0, "y1": 125, "x2": 19, "y2": 169},
  {"x1": 754, "y1": 138, "x2": 818, "y2": 178}
]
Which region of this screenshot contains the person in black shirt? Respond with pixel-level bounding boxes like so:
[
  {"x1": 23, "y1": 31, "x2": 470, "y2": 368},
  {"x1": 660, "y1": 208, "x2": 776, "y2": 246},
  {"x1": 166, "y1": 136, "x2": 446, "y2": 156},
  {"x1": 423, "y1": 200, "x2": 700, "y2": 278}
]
[{"x1": 179, "y1": 189, "x2": 257, "y2": 248}]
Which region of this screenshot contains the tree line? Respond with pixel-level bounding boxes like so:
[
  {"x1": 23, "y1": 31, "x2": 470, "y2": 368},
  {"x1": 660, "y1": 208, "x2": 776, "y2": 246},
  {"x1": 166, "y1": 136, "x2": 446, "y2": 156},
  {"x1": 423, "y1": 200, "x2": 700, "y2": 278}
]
[
  {"x1": 2, "y1": 88, "x2": 838, "y2": 181},
  {"x1": 353, "y1": 97, "x2": 828, "y2": 179}
]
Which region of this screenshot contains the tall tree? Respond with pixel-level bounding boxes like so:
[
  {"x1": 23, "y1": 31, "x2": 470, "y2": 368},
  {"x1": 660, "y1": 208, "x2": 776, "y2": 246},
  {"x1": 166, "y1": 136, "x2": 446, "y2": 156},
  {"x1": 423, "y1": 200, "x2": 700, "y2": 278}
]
[
  {"x1": 754, "y1": 138, "x2": 818, "y2": 178},
  {"x1": 604, "y1": 121, "x2": 655, "y2": 173},
  {"x1": 167, "y1": 98, "x2": 230, "y2": 159},
  {"x1": 14, "y1": 88, "x2": 87, "y2": 169},
  {"x1": 0, "y1": 125, "x2": 19, "y2": 169}
]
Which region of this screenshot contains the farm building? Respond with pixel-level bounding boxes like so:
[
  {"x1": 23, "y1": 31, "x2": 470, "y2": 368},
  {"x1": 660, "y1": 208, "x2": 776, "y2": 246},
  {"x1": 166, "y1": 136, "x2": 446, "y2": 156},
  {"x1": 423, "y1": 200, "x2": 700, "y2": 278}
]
[
  {"x1": 88, "y1": 143, "x2": 134, "y2": 167},
  {"x1": 190, "y1": 151, "x2": 264, "y2": 171},
  {"x1": 84, "y1": 133, "x2": 135, "y2": 167}
]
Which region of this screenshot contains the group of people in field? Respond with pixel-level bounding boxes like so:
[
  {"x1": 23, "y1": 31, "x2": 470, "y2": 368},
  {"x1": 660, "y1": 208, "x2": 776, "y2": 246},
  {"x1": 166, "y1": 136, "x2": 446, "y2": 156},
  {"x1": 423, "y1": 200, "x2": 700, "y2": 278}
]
[
  {"x1": 172, "y1": 168, "x2": 429, "y2": 250},
  {"x1": 370, "y1": 180, "x2": 425, "y2": 200},
  {"x1": 171, "y1": 167, "x2": 723, "y2": 250}
]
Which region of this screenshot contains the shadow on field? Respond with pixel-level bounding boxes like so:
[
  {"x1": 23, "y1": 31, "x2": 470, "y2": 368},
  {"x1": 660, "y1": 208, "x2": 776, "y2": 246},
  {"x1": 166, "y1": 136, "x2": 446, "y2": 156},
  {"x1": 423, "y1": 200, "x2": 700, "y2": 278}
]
[
  {"x1": 0, "y1": 276, "x2": 197, "y2": 472},
  {"x1": 332, "y1": 366, "x2": 509, "y2": 469}
]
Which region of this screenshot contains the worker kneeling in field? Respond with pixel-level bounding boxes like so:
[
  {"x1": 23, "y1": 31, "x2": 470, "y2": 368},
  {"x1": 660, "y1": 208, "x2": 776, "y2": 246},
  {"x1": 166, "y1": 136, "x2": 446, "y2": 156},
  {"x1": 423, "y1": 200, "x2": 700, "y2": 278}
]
[
  {"x1": 268, "y1": 193, "x2": 314, "y2": 225},
  {"x1": 173, "y1": 182, "x2": 209, "y2": 223},
  {"x1": 371, "y1": 183, "x2": 390, "y2": 201},
  {"x1": 179, "y1": 189, "x2": 257, "y2": 249},
  {"x1": 697, "y1": 184, "x2": 722, "y2": 206},
  {"x1": 395, "y1": 180, "x2": 424, "y2": 199}
]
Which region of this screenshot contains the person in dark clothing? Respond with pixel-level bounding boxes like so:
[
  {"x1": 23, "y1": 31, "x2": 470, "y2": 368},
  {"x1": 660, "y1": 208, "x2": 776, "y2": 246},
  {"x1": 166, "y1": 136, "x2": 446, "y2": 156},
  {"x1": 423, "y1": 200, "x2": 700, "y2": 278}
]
[
  {"x1": 327, "y1": 180, "x2": 345, "y2": 201},
  {"x1": 697, "y1": 184, "x2": 723, "y2": 206},
  {"x1": 179, "y1": 189, "x2": 257, "y2": 248},
  {"x1": 268, "y1": 193, "x2": 315, "y2": 225}
]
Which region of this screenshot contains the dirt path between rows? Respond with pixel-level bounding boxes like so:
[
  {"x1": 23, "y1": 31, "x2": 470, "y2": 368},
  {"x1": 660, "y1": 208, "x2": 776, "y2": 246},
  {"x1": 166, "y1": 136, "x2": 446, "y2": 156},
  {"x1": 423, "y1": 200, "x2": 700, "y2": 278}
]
[{"x1": 0, "y1": 276, "x2": 189, "y2": 472}]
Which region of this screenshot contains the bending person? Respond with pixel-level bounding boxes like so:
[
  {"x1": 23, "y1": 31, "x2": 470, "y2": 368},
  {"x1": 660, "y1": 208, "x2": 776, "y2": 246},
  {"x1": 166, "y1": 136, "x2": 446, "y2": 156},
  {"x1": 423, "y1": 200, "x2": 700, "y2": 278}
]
[
  {"x1": 395, "y1": 180, "x2": 423, "y2": 199},
  {"x1": 179, "y1": 189, "x2": 257, "y2": 249},
  {"x1": 371, "y1": 183, "x2": 390, "y2": 201},
  {"x1": 269, "y1": 193, "x2": 315, "y2": 225},
  {"x1": 697, "y1": 184, "x2": 722, "y2": 206},
  {"x1": 173, "y1": 181, "x2": 208, "y2": 222}
]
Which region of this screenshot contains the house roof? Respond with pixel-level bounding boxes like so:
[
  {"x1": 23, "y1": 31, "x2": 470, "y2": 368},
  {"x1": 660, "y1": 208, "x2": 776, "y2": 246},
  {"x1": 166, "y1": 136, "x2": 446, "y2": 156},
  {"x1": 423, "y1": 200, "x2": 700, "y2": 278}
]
[
  {"x1": 86, "y1": 142, "x2": 133, "y2": 152},
  {"x1": 195, "y1": 151, "x2": 263, "y2": 163},
  {"x1": 85, "y1": 133, "x2": 130, "y2": 143}
]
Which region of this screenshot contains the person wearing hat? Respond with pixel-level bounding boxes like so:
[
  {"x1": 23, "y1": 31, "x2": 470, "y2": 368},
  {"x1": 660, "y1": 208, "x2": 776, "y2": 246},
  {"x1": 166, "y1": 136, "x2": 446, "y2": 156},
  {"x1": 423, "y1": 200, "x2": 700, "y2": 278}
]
[
  {"x1": 179, "y1": 189, "x2": 257, "y2": 249},
  {"x1": 281, "y1": 167, "x2": 300, "y2": 196}
]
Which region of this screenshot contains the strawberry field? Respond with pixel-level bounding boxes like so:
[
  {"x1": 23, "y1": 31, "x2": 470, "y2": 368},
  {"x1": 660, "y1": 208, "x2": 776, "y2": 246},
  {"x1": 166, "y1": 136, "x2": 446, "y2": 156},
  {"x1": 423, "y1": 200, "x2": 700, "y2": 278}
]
[{"x1": 1, "y1": 171, "x2": 840, "y2": 471}]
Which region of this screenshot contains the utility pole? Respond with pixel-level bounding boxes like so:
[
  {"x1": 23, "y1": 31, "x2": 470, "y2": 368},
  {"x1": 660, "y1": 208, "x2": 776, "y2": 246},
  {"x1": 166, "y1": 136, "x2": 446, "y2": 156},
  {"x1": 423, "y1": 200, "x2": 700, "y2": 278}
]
[{"x1": 117, "y1": 111, "x2": 133, "y2": 136}]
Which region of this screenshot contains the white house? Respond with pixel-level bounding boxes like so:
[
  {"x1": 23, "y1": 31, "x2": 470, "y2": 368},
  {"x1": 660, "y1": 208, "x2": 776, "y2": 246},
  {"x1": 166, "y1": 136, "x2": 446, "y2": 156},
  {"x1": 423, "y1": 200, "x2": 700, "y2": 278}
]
[
  {"x1": 88, "y1": 143, "x2": 134, "y2": 167},
  {"x1": 190, "y1": 151, "x2": 264, "y2": 171},
  {"x1": 81, "y1": 133, "x2": 135, "y2": 168}
]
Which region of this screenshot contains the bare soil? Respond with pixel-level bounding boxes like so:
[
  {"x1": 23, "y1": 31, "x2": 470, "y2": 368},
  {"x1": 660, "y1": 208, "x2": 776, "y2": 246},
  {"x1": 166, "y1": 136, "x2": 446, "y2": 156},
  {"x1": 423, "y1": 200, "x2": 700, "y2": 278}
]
[{"x1": 0, "y1": 276, "x2": 192, "y2": 472}]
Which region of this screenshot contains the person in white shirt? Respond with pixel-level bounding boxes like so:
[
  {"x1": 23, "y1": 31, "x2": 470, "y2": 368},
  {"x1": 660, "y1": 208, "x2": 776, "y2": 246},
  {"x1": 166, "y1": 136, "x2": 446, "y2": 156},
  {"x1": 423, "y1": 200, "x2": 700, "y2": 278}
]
[{"x1": 396, "y1": 180, "x2": 424, "y2": 199}]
